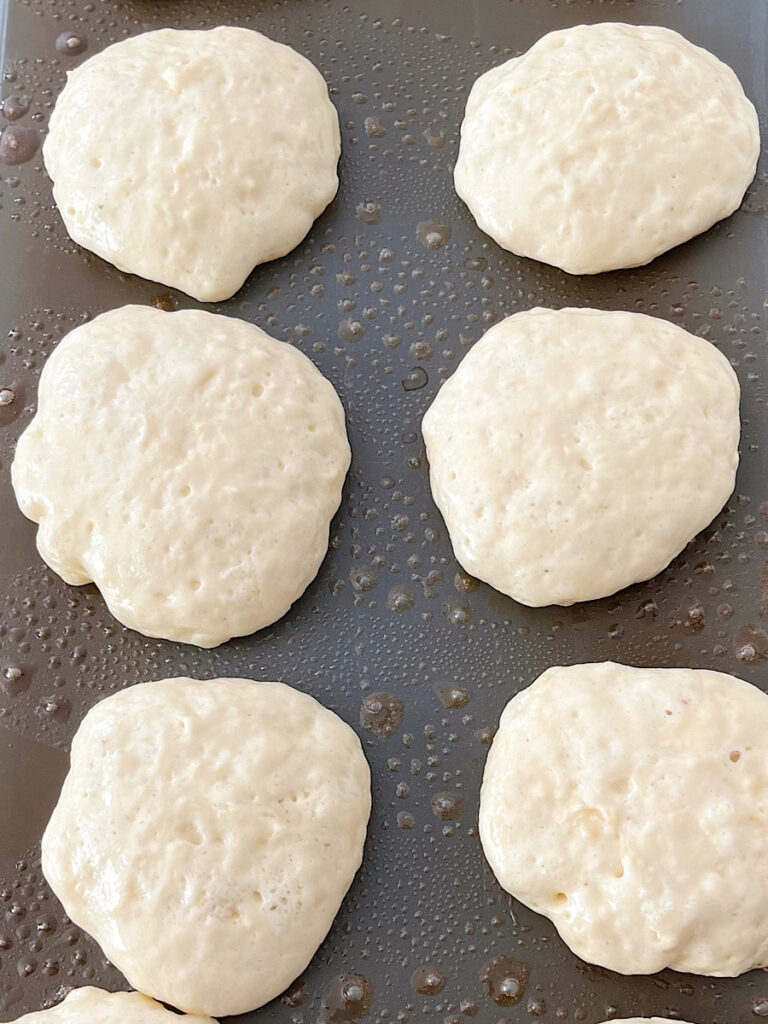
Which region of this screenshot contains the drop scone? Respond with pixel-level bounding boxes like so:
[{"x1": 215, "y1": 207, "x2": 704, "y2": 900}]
[
  {"x1": 42, "y1": 678, "x2": 371, "y2": 1017},
  {"x1": 480, "y1": 662, "x2": 768, "y2": 976},
  {"x1": 11, "y1": 988, "x2": 217, "y2": 1023},
  {"x1": 43, "y1": 27, "x2": 340, "y2": 300},
  {"x1": 11, "y1": 305, "x2": 350, "y2": 646},
  {"x1": 422, "y1": 307, "x2": 739, "y2": 607},
  {"x1": 455, "y1": 23, "x2": 759, "y2": 273}
]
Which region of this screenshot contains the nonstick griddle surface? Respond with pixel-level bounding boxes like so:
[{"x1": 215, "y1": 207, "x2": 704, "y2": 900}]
[{"x1": 1, "y1": 0, "x2": 767, "y2": 1021}]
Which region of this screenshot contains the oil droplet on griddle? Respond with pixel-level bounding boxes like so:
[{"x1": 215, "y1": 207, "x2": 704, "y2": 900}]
[
  {"x1": 364, "y1": 116, "x2": 387, "y2": 138},
  {"x1": 1, "y1": 666, "x2": 29, "y2": 698},
  {"x1": 442, "y1": 598, "x2": 471, "y2": 625},
  {"x1": 422, "y1": 126, "x2": 445, "y2": 148},
  {"x1": 735, "y1": 624, "x2": 768, "y2": 663},
  {"x1": 360, "y1": 692, "x2": 404, "y2": 739},
  {"x1": 356, "y1": 201, "x2": 381, "y2": 225},
  {"x1": 387, "y1": 584, "x2": 414, "y2": 613},
  {"x1": 339, "y1": 318, "x2": 365, "y2": 343},
  {"x1": 55, "y1": 31, "x2": 88, "y2": 55},
  {"x1": 281, "y1": 977, "x2": 309, "y2": 1007},
  {"x1": 434, "y1": 684, "x2": 468, "y2": 709},
  {"x1": 431, "y1": 791, "x2": 464, "y2": 821},
  {"x1": 1, "y1": 96, "x2": 29, "y2": 121},
  {"x1": 411, "y1": 966, "x2": 445, "y2": 995},
  {"x1": 402, "y1": 367, "x2": 428, "y2": 391},
  {"x1": 454, "y1": 570, "x2": 479, "y2": 593},
  {"x1": 321, "y1": 974, "x2": 372, "y2": 1021},
  {"x1": 350, "y1": 567, "x2": 377, "y2": 592},
  {"x1": 0, "y1": 125, "x2": 39, "y2": 166},
  {"x1": 417, "y1": 220, "x2": 452, "y2": 249},
  {"x1": 36, "y1": 696, "x2": 71, "y2": 722},
  {"x1": 480, "y1": 956, "x2": 529, "y2": 1006}
]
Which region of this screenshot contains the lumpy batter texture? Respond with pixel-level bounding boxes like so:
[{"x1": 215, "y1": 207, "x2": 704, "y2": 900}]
[
  {"x1": 12, "y1": 305, "x2": 351, "y2": 646},
  {"x1": 480, "y1": 663, "x2": 768, "y2": 976},
  {"x1": 42, "y1": 678, "x2": 371, "y2": 1016},
  {"x1": 44, "y1": 27, "x2": 341, "y2": 300},
  {"x1": 455, "y1": 23, "x2": 759, "y2": 273},
  {"x1": 422, "y1": 307, "x2": 739, "y2": 606}
]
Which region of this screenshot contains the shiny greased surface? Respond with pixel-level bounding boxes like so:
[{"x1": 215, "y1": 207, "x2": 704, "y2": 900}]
[
  {"x1": 43, "y1": 27, "x2": 340, "y2": 301},
  {"x1": 454, "y1": 23, "x2": 760, "y2": 274},
  {"x1": 41, "y1": 678, "x2": 371, "y2": 1017},
  {"x1": 11, "y1": 987, "x2": 217, "y2": 1023},
  {"x1": 11, "y1": 305, "x2": 351, "y2": 647},
  {"x1": 480, "y1": 663, "x2": 768, "y2": 976},
  {"x1": 422, "y1": 307, "x2": 740, "y2": 607}
]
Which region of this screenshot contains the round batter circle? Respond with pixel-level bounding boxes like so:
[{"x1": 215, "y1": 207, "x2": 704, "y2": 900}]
[
  {"x1": 480, "y1": 662, "x2": 768, "y2": 976},
  {"x1": 11, "y1": 305, "x2": 351, "y2": 646},
  {"x1": 422, "y1": 307, "x2": 740, "y2": 607},
  {"x1": 43, "y1": 27, "x2": 341, "y2": 301},
  {"x1": 42, "y1": 678, "x2": 371, "y2": 1017},
  {"x1": 455, "y1": 23, "x2": 759, "y2": 274}
]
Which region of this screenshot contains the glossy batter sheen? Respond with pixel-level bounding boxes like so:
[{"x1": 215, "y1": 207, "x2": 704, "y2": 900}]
[
  {"x1": 480, "y1": 663, "x2": 768, "y2": 976},
  {"x1": 42, "y1": 678, "x2": 371, "y2": 1017},
  {"x1": 422, "y1": 307, "x2": 739, "y2": 607},
  {"x1": 11, "y1": 305, "x2": 351, "y2": 646},
  {"x1": 43, "y1": 27, "x2": 340, "y2": 300},
  {"x1": 455, "y1": 23, "x2": 759, "y2": 273},
  {"x1": 11, "y1": 987, "x2": 217, "y2": 1023}
]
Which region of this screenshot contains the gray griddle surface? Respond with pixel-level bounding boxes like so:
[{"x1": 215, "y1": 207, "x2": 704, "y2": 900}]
[{"x1": 1, "y1": 0, "x2": 767, "y2": 1021}]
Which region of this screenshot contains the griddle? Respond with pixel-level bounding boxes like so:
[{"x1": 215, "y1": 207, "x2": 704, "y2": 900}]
[{"x1": 0, "y1": 0, "x2": 767, "y2": 1021}]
